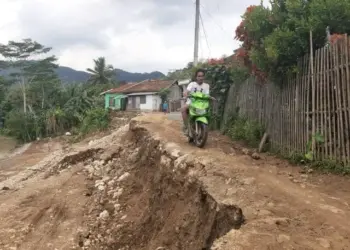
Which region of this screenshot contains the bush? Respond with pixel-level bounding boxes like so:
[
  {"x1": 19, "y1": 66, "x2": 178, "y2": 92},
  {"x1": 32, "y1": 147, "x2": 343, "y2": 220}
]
[
  {"x1": 4, "y1": 110, "x2": 44, "y2": 142},
  {"x1": 227, "y1": 116, "x2": 264, "y2": 147},
  {"x1": 79, "y1": 108, "x2": 110, "y2": 135}
]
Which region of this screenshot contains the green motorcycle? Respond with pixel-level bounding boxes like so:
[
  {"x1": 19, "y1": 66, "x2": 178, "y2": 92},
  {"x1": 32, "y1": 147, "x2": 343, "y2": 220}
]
[{"x1": 186, "y1": 91, "x2": 211, "y2": 148}]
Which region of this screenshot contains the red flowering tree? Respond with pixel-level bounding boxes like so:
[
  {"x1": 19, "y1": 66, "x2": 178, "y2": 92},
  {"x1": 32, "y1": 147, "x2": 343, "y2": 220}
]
[
  {"x1": 206, "y1": 58, "x2": 225, "y2": 65},
  {"x1": 234, "y1": 0, "x2": 350, "y2": 84},
  {"x1": 329, "y1": 33, "x2": 346, "y2": 45},
  {"x1": 234, "y1": 5, "x2": 273, "y2": 82}
]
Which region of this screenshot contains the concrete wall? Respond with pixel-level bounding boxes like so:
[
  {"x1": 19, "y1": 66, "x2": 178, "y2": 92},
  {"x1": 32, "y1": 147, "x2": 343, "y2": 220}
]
[
  {"x1": 127, "y1": 94, "x2": 161, "y2": 111},
  {"x1": 139, "y1": 95, "x2": 153, "y2": 110},
  {"x1": 105, "y1": 93, "x2": 122, "y2": 109},
  {"x1": 167, "y1": 84, "x2": 182, "y2": 100}
]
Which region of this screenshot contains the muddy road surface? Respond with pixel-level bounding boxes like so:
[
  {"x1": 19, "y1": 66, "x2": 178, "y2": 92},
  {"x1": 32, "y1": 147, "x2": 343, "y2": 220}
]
[{"x1": 0, "y1": 113, "x2": 350, "y2": 250}]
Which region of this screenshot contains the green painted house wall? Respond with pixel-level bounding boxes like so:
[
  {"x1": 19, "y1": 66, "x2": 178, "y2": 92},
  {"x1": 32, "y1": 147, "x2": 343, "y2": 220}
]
[{"x1": 104, "y1": 93, "x2": 126, "y2": 110}]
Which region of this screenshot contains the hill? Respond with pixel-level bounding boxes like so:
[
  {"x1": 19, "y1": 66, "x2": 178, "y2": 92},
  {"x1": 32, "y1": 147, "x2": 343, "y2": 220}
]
[{"x1": 0, "y1": 65, "x2": 165, "y2": 83}]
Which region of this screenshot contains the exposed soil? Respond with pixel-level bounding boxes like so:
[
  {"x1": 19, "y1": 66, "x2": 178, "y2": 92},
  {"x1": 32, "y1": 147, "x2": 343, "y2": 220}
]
[
  {"x1": 0, "y1": 112, "x2": 350, "y2": 250},
  {"x1": 0, "y1": 135, "x2": 17, "y2": 159}
]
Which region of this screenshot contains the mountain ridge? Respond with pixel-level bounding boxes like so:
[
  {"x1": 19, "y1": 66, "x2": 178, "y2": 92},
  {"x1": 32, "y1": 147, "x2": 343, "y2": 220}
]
[{"x1": 0, "y1": 65, "x2": 166, "y2": 83}]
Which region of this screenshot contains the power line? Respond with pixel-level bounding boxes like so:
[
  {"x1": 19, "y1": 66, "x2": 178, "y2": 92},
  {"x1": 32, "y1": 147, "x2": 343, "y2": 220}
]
[
  {"x1": 199, "y1": 12, "x2": 211, "y2": 58},
  {"x1": 198, "y1": 1, "x2": 233, "y2": 39}
]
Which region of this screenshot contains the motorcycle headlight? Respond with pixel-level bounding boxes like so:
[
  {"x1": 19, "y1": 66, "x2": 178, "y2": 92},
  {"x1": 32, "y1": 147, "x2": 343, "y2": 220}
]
[{"x1": 195, "y1": 108, "x2": 206, "y2": 115}]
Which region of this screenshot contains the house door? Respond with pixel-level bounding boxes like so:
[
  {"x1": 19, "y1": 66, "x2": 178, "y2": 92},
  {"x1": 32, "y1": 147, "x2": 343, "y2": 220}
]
[
  {"x1": 136, "y1": 96, "x2": 140, "y2": 109},
  {"x1": 131, "y1": 96, "x2": 136, "y2": 109},
  {"x1": 153, "y1": 96, "x2": 158, "y2": 111},
  {"x1": 109, "y1": 96, "x2": 114, "y2": 108}
]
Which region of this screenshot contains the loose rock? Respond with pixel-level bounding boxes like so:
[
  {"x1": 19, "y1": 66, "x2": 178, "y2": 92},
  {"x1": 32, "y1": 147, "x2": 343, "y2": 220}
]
[{"x1": 99, "y1": 210, "x2": 110, "y2": 220}]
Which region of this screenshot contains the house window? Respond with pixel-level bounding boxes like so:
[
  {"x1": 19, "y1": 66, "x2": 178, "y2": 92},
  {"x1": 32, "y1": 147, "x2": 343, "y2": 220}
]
[{"x1": 140, "y1": 95, "x2": 146, "y2": 104}]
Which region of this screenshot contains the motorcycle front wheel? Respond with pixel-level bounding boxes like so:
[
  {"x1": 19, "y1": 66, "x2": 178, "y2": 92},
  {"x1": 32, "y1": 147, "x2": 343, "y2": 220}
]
[{"x1": 194, "y1": 122, "x2": 208, "y2": 148}]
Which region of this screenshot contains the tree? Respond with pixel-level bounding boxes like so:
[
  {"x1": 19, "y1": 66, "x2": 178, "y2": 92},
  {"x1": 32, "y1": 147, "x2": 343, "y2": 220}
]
[
  {"x1": 235, "y1": 0, "x2": 350, "y2": 83},
  {"x1": 0, "y1": 40, "x2": 114, "y2": 141},
  {"x1": 86, "y1": 57, "x2": 116, "y2": 85},
  {"x1": 158, "y1": 88, "x2": 171, "y2": 102},
  {"x1": 0, "y1": 39, "x2": 57, "y2": 113},
  {"x1": 0, "y1": 76, "x2": 8, "y2": 104}
]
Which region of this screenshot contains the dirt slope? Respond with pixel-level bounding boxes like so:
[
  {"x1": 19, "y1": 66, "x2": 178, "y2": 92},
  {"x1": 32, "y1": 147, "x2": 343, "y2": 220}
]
[
  {"x1": 0, "y1": 113, "x2": 349, "y2": 250},
  {"x1": 0, "y1": 136, "x2": 17, "y2": 159}
]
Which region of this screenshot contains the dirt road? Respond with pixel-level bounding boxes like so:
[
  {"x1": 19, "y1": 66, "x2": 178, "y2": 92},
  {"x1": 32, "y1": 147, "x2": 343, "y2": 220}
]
[{"x1": 0, "y1": 113, "x2": 350, "y2": 249}]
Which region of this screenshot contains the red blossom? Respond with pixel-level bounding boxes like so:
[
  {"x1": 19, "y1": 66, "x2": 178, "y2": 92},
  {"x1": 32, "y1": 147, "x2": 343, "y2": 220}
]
[
  {"x1": 233, "y1": 4, "x2": 268, "y2": 82},
  {"x1": 329, "y1": 33, "x2": 345, "y2": 44},
  {"x1": 207, "y1": 58, "x2": 225, "y2": 65}
]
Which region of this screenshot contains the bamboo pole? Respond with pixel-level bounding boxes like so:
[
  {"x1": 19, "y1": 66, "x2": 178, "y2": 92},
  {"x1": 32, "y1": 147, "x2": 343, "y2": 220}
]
[
  {"x1": 340, "y1": 37, "x2": 350, "y2": 164},
  {"x1": 310, "y1": 30, "x2": 316, "y2": 157},
  {"x1": 345, "y1": 35, "x2": 350, "y2": 164},
  {"x1": 320, "y1": 47, "x2": 328, "y2": 158},
  {"x1": 325, "y1": 46, "x2": 333, "y2": 159},
  {"x1": 315, "y1": 48, "x2": 320, "y2": 159},
  {"x1": 333, "y1": 41, "x2": 346, "y2": 163}
]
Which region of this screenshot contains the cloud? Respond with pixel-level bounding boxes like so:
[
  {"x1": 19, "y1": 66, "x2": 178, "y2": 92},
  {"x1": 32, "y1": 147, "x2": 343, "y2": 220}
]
[{"x1": 0, "y1": 0, "x2": 262, "y2": 74}]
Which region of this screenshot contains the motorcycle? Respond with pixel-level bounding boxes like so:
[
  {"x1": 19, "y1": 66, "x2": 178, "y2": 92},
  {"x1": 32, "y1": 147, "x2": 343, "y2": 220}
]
[{"x1": 186, "y1": 91, "x2": 211, "y2": 148}]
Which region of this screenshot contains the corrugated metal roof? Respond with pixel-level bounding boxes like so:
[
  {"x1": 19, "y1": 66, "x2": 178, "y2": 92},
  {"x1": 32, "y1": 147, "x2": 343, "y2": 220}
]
[
  {"x1": 101, "y1": 79, "x2": 177, "y2": 95},
  {"x1": 123, "y1": 79, "x2": 176, "y2": 93},
  {"x1": 103, "y1": 82, "x2": 139, "y2": 94}
]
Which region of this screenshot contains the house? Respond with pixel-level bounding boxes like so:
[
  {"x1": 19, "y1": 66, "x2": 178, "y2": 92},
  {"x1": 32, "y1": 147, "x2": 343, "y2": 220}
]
[
  {"x1": 178, "y1": 79, "x2": 191, "y2": 94},
  {"x1": 101, "y1": 83, "x2": 138, "y2": 110},
  {"x1": 177, "y1": 79, "x2": 191, "y2": 108},
  {"x1": 101, "y1": 79, "x2": 182, "y2": 111},
  {"x1": 123, "y1": 79, "x2": 181, "y2": 111}
]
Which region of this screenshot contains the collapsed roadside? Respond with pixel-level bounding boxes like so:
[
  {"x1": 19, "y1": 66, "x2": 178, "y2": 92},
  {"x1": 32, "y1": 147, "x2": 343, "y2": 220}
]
[{"x1": 0, "y1": 113, "x2": 349, "y2": 249}]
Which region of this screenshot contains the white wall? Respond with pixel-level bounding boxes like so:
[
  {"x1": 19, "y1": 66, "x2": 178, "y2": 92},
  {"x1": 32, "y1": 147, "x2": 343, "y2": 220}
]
[{"x1": 139, "y1": 94, "x2": 161, "y2": 111}]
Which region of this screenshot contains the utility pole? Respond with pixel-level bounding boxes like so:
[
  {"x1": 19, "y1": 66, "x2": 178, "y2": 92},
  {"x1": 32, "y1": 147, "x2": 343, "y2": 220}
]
[{"x1": 193, "y1": 0, "x2": 200, "y2": 66}]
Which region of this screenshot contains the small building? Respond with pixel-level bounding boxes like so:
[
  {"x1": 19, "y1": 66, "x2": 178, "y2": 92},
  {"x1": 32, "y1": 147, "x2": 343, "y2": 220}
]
[
  {"x1": 177, "y1": 79, "x2": 191, "y2": 108},
  {"x1": 123, "y1": 79, "x2": 181, "y2": 111},
  {"x1": 178, "y1": 79, "x2": 191, "y2": 92},
  {"x1": 101, "y1": 83, "x2": 138, "y2": 110},
  {"x1": 101, "y1": 79, "x2": 182, "y2": 112}
]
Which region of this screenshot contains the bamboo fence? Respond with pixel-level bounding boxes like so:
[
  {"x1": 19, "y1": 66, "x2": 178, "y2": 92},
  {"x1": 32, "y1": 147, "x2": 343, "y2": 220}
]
[{"x1": 223, "y1": 36, "x2": 350, "y2": 165}]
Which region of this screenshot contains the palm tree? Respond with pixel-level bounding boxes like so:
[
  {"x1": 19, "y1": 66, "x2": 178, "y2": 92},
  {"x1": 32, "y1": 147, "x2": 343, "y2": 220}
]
[{"x1": 86, "y1": 57, "x2": 116, "y2": 85}]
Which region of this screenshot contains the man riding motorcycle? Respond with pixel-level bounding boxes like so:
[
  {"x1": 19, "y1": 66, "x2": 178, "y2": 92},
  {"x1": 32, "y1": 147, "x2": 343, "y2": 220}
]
[{"x1": 181, "y1": 69, "x2": 215, "y2": 135}]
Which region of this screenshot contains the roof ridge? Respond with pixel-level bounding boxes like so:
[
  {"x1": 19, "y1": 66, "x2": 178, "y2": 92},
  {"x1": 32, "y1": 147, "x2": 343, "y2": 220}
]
[{"x1": 101, "y1": 79, "x2": 176, "y2": 95}]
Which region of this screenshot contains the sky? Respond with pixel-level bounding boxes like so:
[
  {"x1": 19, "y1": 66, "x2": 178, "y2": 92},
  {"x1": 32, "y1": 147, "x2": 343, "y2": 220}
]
[{"x1": 0, "y1": 0, "x2": 262, "y2": 74}]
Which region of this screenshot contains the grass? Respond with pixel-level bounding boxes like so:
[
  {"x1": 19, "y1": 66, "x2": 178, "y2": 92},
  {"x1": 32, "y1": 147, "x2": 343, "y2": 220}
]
[{"x1": 226, "y1": 116, "x2": 265, "y2": 147}]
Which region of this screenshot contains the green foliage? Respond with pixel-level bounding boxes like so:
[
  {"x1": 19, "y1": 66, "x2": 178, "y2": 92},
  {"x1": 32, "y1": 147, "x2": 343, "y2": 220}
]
[
  {"x1": 304, "y1": 132, "x2": 325, "y2": 161},
  {"x1": 287, "y1": 152, "x2": 306, "y2": 165},
  {"x1": 205, "y1": 64, "x2": 233, "y2": 129},
  {"x1": 0, "y1": 39, "x2": 115, "y2": 142},
  {"x1": 204, "y1": 62, "x2": 249, "y2": 129},
  {"x1": 3, "y1": 110, "x2": 43, "y2": 141},
  {"x1": 158, "y1": 88, "x2": 171, "y2": 102},
  {"x1": 0, "y1": 79, "x2": 6, "y2": 109},
  {"x1": 285, "y1": 152, "x2": 350, "y2": 175},
  {"x1": 86, "y1": 57, "x2": 116, "y2": 85},
  {"x1": 166, "y1": 61, "x2": 198, "y2": 80},
  {"x1": 236, "y1": 0, "x2": 350, "y2": 83},
  {"x1": 309, "y1": 160, "x2": 350, "y2": 175},
  {"x1": 283, "y1": 133, "x2": 350, "y2": 175},
  {"x1": 229, "y1": 66, "x2": 250, "y2": 85},
  {"x1": 79, "y1": 108, "x2": 110, "y2": 135},
  {"x1": 227, "y1": 116, "x2": 265, "y2": 147}
]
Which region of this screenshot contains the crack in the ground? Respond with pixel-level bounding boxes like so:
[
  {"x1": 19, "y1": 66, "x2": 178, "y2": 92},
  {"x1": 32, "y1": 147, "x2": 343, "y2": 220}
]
[{"x1": 76, "y1": 123, "x2": 244, "y2": 250}]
